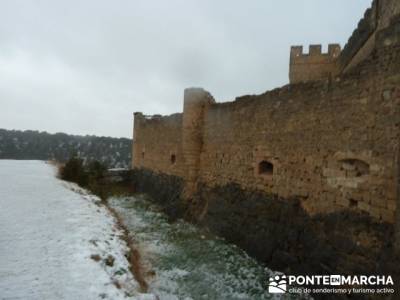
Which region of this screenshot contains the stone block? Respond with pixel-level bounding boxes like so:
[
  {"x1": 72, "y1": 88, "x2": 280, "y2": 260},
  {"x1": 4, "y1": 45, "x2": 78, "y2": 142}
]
[
  {"x1": 387, "y1": 200, "x2": 397, "y2": 211},
  {"x1": 358, "y1": 201, "x2": 370, "y2": 212},
  {"x1": 380, "y1": 208, "x2": 395, "y2": 223}
]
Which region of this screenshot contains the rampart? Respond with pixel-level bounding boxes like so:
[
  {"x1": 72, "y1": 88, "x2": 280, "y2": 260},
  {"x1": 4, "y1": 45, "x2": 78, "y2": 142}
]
[
  {"x1": 133, "y1": 42, "x2": 400, "y2": 223},
  {"x1": 130, "y1": 0, "x2": 400, "y2": 288}
]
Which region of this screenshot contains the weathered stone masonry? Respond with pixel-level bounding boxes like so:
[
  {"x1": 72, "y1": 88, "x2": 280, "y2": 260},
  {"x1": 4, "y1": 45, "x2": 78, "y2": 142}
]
[
  {"x1": 133, "y1": 11, "x2": 400, "y2": 225},
  {"x1": 131, "y1": 0, "x2": 400, "y2": 290}
]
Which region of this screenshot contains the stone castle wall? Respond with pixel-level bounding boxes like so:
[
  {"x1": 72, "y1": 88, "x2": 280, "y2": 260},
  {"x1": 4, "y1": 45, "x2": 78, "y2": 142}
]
[
  {"x1": 338, "y1": 1, "x2": 379, "y2": 73},
  {"x1": 132, "y1": 112, "x2": 185, "y2": 178},
  {"x1": 132, "y1": 0, "x2": 400, "y2": 226},
  {"x1": 200, "y1": 63, "x2": 399, "y2": 223},
  {"x1": 130, "y1": 2, "x2": 400, "y2": 286},
  {"x1": 133, "y1": 41, "x2": 400, "y2": 224}
]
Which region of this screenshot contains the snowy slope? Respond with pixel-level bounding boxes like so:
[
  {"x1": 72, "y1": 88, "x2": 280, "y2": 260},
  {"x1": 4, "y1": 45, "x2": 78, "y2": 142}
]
[{"x1": 0, "y1": 160, "x2": 154, "y2": 300}]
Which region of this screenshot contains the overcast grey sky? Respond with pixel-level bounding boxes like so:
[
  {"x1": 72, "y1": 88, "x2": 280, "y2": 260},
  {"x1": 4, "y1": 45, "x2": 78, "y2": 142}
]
[{"x1": 0, "y1": 0, "x2": 371, "y2": 138}]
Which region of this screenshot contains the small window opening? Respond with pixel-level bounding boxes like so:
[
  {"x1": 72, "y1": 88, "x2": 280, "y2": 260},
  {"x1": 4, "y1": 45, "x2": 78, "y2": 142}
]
[
  {"x1": 258, "y1": 160, "x2": 274, "y2": 176},
  {"x1": 170, "y1": 154, "x2": 176, "y2": 164},
  {"x1": 142, "y1": 151, "x2": 145, "y2": 159},
  {"x1": 349, "y1": 199, "x2": 358, "y2": 208}
]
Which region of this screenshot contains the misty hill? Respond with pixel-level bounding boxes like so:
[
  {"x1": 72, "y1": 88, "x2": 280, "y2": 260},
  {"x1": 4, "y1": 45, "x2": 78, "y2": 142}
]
[{"x1": 0, "y1": 129, "x2": 132, "y2": 168}]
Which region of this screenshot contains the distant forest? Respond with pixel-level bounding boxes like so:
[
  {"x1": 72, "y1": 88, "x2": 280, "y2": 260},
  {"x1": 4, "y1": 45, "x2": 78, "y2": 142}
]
[{"x1": 0, "y1": 129, "x2": 132, "y2": 168}]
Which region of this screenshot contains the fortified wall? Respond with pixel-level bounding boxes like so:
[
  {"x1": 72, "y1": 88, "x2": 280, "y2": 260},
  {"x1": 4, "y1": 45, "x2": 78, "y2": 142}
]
[
  {"x1": 289, "y1": 0, "x2": 400, "y2": 84},
  {"x1": 133, "y1": 10, "x2": 400, "y2": 224},
  {"x1": 131, "y1": 0, "x2": 400, "y2": 285}
]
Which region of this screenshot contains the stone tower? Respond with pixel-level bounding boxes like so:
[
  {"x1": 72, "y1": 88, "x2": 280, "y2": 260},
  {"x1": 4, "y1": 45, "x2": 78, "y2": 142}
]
[
  {"x1": 289, "y1": 44, "x2": 341, "y2": 84},
  {"x1": 181, "y1": 88, "x2": 215, "y2": 199}
]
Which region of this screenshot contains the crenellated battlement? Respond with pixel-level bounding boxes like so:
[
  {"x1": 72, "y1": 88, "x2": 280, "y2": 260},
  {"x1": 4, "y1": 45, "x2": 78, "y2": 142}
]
[
  {"x1": 290, "y1": 44, "x2": 341, "y2": 59},
  {"x1": 289, "y1": 44, "x2": 341, "y2": 84}
]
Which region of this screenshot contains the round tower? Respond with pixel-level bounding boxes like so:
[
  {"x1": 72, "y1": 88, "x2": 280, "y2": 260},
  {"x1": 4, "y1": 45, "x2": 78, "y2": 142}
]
[{"x1": 182, "y1": 88, "x2": 215, "y2": 199}]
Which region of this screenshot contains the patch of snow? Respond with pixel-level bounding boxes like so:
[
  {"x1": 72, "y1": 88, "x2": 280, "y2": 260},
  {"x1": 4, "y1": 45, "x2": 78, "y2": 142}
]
[{"x1": 0, "y1": 160, "x2": 155, "y2": 300}]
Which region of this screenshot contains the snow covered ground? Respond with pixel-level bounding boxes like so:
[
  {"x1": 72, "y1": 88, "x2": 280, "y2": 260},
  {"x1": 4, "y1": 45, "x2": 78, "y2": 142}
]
[{"x1": 0, "y1": 160, "x2": 154, "y2": 300}]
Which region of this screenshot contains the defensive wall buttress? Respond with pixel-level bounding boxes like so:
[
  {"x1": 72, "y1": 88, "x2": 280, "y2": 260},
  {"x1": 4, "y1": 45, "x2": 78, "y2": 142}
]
[{"x1": 131, "y1": 0, "x2": 400, "y2": 280}]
